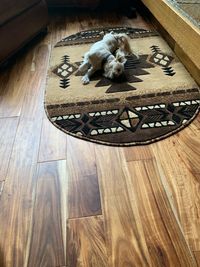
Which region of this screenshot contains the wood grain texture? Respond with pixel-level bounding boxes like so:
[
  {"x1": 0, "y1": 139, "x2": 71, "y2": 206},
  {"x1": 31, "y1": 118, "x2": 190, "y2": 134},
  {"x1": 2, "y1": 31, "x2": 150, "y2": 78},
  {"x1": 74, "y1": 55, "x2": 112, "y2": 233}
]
[
  {"x1": 0, "y1": 181, "x2": 4, "y2": 196},
  {"x1": 95, "y1": 147, "x2": 130, "y2": 197},
  {"x1": 0, "y1": 43, "x2": 50, "y2": 267},
  {"x1": 0, "y1": 117, "x2": 18, "y2": 181},
  {"x1": 27, "y1": 160, "x2": 68, "y2": 267},
  {"x1": 38, "y1": 116, "x2": 67, "y2": 162},
  {"x1": 68, "y1": 174, "x2": 102, "y2": 219},
  {"x1": 122, "y1": 146, "x2": 153, "y2": 162},
  {"x1": 95, "y1": 146, "x2": 152, "y2": 267},
  {"x1": 172, "y1": 119, "x2": 200, "y2": 174},
  {"x1": 67, "y1": 216, "x2": 108, "y2": 267},
  {"x1": 0, "y1": 50, "x2": 34, "y2": 117},
  {"x1": 67, "y1": 136, "x2": 97, "y2": 180},
  {"x1": 152, "y1": 133, "x2": 200, "y2": 251},
  {"x1": 126, "y1": 159, "x2": 197, "y2": 267},
  {"x1": 194, "y1": 251, "x2": 200, "y2": 267},
  {"x1": 174, "y1": 42, "x2": 200, "y2": 85},
  {"x1": 67, "y1": 136, "x2": 102, "y2": 218}
]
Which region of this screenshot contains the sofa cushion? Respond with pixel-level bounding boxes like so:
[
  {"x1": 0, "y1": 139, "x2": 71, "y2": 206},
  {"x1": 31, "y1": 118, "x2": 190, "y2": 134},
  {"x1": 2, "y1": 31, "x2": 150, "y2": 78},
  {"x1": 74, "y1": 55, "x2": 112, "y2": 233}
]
[{"x1": 0, "y1": 0, "x2": 41, "y2": 26}]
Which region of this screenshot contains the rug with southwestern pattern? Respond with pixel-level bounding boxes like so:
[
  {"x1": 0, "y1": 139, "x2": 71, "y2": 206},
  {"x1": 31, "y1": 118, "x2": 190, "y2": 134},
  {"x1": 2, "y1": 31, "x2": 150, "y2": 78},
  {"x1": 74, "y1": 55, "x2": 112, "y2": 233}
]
[{"x1": 45, "y1": 26, "x2": 200, "y2": 146}]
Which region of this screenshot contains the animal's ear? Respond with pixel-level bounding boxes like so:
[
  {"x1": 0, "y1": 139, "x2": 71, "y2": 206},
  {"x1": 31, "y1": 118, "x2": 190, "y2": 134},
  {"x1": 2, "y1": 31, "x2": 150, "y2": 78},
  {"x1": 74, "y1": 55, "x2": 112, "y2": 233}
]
[
  {"x1": 116, "y1": 55, "x2": 127, "y2": 64},
  {"x1": 110, "y1": 31, "x2": 114, "y2": 34}
]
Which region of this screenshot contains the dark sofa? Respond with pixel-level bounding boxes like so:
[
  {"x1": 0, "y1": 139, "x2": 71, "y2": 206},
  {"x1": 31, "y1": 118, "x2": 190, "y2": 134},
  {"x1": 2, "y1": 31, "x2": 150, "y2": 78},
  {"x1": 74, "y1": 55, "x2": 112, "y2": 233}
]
[
  {"x1": 0, "y1": 0, "x2": 48, "y2": 64},
  {"x1": 0, "y1": 0, "x2": 132, "y2": 64}
]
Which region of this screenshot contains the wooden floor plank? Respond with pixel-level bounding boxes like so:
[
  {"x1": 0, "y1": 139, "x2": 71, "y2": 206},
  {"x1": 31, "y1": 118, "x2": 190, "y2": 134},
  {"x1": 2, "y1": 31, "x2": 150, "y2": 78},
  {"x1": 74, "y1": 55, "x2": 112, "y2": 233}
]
[
  {"x1": 173, "y1": 121, "x2": 200, "y2": 174},
  {"x1": 0, "y1": 49, "x2": 34, "y2": 117},
  {"x1": 126, "y1": 158, "x2": 197, "y2": 267},
  {"x1": 122, "y1": 146, "x2": 153, "y2": 162},
  {"x1": 0, "y1": 117, "x2": 19, "y2": 181},
  {"x1": 95, "y1": 146, "x2": 130, "y2": 197},
  {"x1": 67, "y1": 136, "x2": 102, "y2": 218},
  {"x1": 68, "y1": 173, "x2": 102, "y2": 219},
  {"x1": 192, "y1": 113, "x2": 200, "y2": 131},
  {"x1": 38, "y1": 116, "x2": 67, "y2": 162},
  {"x1": 67, "y1": 216, "x2": 108, "y2": 267},
  {"x1": 0, "y1": 181, "x2": 4, "y2": 196},
  {"x1": 67, "y1": 137, "x2": 97, "y2": 179},
  {"x1": 0, "y1": 43, "x2": 50, "y2": 267},
  {"x1": 152, "y1": 135, "x2": 200, "y2": 251},
  {"x1": 194, "y1": 251, "x2": 200, "y2": 267},
  {"x1": 95, "y1": 146, "x2": 152, "y2": 267},
  {"x1": 27, "y1": 160, "x2": 68, "y2": 267}
]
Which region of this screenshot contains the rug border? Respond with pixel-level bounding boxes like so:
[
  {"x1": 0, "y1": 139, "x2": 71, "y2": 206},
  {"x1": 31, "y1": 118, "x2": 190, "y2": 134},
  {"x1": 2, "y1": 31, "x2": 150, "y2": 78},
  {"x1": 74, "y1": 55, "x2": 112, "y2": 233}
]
[{"x1": 44, "y1": 100, "x2": 200, "y2": 147}]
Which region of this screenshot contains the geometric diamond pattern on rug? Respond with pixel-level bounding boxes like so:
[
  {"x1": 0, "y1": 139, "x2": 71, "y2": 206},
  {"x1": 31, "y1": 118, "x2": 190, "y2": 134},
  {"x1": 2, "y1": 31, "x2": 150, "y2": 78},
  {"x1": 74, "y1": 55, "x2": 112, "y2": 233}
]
[
  {"x1": 118, "y1": 108, "x2": 140, "y2": 130},
  {"x1": 52, "y1": 55, "x2": 78, "y2": 88},
  {"x1": 149, "y1": 51, "x2": 174, "y2": 68},
  {"x1": 52, "y1": 55, "x2": 77, "y2": 78},
  {"x1": 49, "y1": 95, "x2": 200, "y2": 145},
  {"x1": 53, "y1": 61, "x2": 77, "y2": 79}
]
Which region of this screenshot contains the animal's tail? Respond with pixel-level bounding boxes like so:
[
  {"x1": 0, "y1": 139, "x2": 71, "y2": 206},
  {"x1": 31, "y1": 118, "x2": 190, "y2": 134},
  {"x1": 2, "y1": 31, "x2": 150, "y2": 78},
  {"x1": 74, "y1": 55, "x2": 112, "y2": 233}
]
[{"x1": 114, "y1": 33, "x2": 133, "y2": 55}]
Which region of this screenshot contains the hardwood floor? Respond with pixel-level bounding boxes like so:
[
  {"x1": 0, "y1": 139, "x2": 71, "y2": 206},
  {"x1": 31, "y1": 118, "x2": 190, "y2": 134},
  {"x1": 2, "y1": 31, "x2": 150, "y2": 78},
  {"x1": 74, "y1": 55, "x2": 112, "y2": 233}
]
[{"x1": 0, "y1": 10, "x2": 199, "y2": 267}]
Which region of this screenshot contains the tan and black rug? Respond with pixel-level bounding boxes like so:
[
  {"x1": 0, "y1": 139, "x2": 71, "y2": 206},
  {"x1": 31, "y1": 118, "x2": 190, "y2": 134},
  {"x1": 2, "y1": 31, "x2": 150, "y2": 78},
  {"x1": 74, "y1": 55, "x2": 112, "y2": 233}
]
[{"x1": 45, "y1": 27, "x2": 200, "y2": 146}]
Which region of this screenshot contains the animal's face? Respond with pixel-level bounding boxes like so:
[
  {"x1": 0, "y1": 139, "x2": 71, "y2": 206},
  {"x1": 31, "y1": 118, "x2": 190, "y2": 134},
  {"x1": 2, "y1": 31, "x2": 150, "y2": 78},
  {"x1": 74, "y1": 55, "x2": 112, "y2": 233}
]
[
  {"x1": 113, "y1": 61, "x2": 124, "y2": 77},
  {"x1": 104, "y1": 57, "x2": 126, "y2": 79}
]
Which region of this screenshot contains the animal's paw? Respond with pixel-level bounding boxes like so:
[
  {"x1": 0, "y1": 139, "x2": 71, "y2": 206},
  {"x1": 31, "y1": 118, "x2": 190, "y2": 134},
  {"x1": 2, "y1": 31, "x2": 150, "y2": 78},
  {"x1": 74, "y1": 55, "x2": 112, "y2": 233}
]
[{"x1": 82, "y1": 75, "x2": 90, "y2": 85}]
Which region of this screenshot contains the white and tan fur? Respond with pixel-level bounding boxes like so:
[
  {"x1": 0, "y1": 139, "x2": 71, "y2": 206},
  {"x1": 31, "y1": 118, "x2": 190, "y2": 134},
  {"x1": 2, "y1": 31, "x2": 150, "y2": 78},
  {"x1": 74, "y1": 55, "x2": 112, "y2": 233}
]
[{"x1": 78, "y1": 32, "x2": 132, "y2": 84}]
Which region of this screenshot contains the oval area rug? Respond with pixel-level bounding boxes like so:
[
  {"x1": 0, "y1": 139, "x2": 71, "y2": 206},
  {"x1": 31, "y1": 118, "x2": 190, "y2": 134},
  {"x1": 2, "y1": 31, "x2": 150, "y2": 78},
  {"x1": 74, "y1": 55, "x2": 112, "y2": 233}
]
[{"x1": 45, "y1": 27, "x2": 200, "y2": 146}]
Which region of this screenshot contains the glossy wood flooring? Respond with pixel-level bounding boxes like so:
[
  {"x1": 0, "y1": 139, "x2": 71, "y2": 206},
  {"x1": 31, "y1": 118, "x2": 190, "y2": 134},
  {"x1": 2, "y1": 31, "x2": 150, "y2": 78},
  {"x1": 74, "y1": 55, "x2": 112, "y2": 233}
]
[{"x1": 0, "y1": 10, "x2": 200, "y2": 267}]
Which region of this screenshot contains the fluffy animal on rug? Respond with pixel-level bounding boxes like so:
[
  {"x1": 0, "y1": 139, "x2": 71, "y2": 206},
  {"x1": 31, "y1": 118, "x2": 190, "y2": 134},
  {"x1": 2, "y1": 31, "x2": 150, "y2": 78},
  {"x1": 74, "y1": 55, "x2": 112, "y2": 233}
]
[{"x1": 78, "y1": 31, "x2": 132, "y2": 85}]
